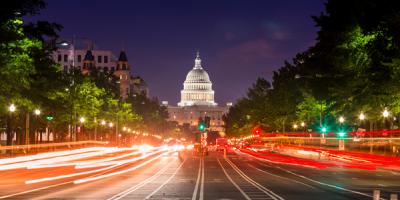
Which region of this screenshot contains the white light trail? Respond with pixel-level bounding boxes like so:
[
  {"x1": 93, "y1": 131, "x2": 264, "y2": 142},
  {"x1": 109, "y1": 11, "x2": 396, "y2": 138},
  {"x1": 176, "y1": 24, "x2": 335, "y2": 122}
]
[{"x1": 25, "y1": 147, "x2": 167, "y2": 184}]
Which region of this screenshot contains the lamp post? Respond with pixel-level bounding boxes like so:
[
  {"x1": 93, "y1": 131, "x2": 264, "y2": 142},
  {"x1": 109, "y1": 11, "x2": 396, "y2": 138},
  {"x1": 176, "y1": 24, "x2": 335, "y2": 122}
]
[
  {"x1": 7, "y1": 104, "x2": 16, "y2": 146},
  {"x1": 293, "y1": 124, "x2": 298, "y2": 131},
  {"x1": 300, "y1": 122, "x2": 306, "y2": 132},
  {"x1": 32, "y1": 109, "x2": 41, "y2": 145},
  {"x1": 79, "y1": 117, "x2": 85, "y2": 141}
]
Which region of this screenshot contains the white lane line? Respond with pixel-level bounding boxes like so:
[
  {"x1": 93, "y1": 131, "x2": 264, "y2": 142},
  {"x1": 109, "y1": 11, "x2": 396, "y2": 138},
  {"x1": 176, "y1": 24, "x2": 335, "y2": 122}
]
[
  {"x1": 74, "y1": 152, "x2": 168, "y2": 184},
  {"x1": 0, "y1": 181, "x2": 71, "y2": 199},
  {"x1": 0, "y1": 151, "x2": 161, "y2": 199},
  {"x1": 225, "y1": 158, "x2": 285, "y2": 200},
  {"x1": 107, "y1": 158, "x2": 176, "y2": 200},
  {"x1": 247, "y1": 164, "x2": 315, "y2": 189},
  {"x1": 217, "y1": 159, "x2": 251, "y2": 200},
  {"x1": 199, "y1": 158, "x2": 205, "y2": 200},
  {"x1": 145, "y1": 159, "x2": 186, "y2": 199},
  {"x1": 241, "y1": 151, "x2": 378, "y2": 199},
  {"x1": 192, "y1": 157, "x2": 202, "y2": 200}
]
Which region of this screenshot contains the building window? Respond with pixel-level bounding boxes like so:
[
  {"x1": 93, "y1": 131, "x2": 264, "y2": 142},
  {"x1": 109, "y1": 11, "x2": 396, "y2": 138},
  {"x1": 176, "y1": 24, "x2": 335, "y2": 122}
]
[
  {"x1": 63, "y1": 65, "x2": 68, "y2": 72},
  {"x1": 64, "y1": 54, "x2": 68, "y2": 62},
  {"x1": 103, "y1": 67, "x2": 108, "y2": 72},
  {"x1": 98, "y1": 55, "x2": 102, "y2": 63},
  {"x1": 104, "y1": 56, "x2": 108, "y2": 63},
  {"x1": 77, "y1": 55, "x2": 81, "y2": 62},
  {"x1": 57, "y1": 54, "x2": 61, "y2": 62},
  {"x1": 111, "y1": 67, "x2": 115, "y2": 71}
]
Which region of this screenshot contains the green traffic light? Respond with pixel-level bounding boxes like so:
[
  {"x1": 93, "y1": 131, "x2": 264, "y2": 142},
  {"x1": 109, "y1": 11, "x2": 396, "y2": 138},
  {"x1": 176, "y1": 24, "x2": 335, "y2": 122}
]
[
  {"x1": 198, "y1": 123, "x2": 205, "y2": 131},
  {"x1": 321, "y1": 127, "x2": 327, "y2": 133},
  {"x1": 338, "y1": 132, "x2": 346, "y2": 138},
  {"x1": 46, "y1": 116, "x2": 54, "y2": 121}
]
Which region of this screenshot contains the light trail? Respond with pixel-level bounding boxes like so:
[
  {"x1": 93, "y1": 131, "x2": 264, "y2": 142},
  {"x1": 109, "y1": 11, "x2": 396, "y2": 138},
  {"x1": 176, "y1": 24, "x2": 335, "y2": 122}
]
[
  {"x1": 25, "y1": 148, "x2": 167, "y2": 184},
  {"x1": 0, "y1": 147, "x2": 105, "y2": 166},
  {"x1": 1, "y1": 147, "x2": 123, "y2": 171},
  {"x1": 73, "y1": 151, "x2": 169, "y2": 184},
  {"x1": 28, "y1": 148, "x2": 140, "y2": 169}
]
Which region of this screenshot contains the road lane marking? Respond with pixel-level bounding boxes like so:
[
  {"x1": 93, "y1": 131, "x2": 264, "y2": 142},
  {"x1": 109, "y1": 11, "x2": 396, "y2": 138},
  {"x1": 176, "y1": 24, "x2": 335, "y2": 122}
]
[
  {"x1": 247, "y1": 164, "x2": 315, "y2": 189},
  {"x1": 0, "y1": 181, "x2": 71, "y2": 199},
  {"x1": 74, "y1": 152, "x2": 168, "y2": 184},
  {"x1": 225, "y1": 158, "x2": 285, "y2": 200},
  {"x1": 239, "y1": 151, "x2": 381, "y2": 200},
  {"x1": 26, "y1": 149, "x2": 166, "y2": 184},
  {"x1": 107, "y1": 157, "x2": 176, "y2": 200},
  {"x1": 0, "y1": 152, "x2": 166, "y2": 199},
  {"x1": 217, "y1": 158, "x2": 251, "y2": 200},
  {"x1": 192, "y1": 157, "x2": 203, "y2": 200},
  {"x1": 200, "y1": 158, "x2": 205, "y2": 200},
  {"x1": 145, "y1": 159, "x2": 186, "y2": 199}
]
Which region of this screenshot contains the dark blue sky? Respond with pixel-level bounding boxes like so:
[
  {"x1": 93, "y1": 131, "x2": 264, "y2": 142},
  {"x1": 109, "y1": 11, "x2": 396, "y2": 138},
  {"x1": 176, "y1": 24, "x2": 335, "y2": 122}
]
[{"x1": 29, "y1": 0, "x2": 326, "y2": 105}]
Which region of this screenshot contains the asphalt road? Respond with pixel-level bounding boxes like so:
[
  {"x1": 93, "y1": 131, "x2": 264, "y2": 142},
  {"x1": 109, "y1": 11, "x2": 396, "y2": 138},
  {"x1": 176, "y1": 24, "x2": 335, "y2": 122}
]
[{"x1": 0, "y1": 148, "x2": 399, "y2": 200}]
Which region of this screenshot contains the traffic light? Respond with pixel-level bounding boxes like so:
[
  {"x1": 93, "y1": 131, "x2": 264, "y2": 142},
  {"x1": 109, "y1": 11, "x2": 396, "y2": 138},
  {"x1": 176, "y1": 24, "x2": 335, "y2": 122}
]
[
  {"x1": 320, "y1": 126, "x2": 327, "y2": 134},
  {"x1": 338, "y1": 131, "x2": 346, "y2": 138},
  {"x1": 198, "y1": 122, "x2": 206, "y2": 132},
  {"x1": 46, "y1": 115, "x2": 54, "y2": 121},
  {"x1": 253, "y1": 127, "x2": 262, "y2": 135},
  {"x1": 204, "y1": 116, "x2": 211, "y2": 128}
]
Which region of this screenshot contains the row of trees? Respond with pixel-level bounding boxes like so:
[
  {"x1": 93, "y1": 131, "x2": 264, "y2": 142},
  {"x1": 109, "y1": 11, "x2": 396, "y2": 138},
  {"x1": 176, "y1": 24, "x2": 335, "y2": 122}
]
[
  {"x1": 224, "y1": 0, "x2": 400, "y2": 136},
  {"x1": 0, "y1": 0, "x2": 171, "y2": 145}
]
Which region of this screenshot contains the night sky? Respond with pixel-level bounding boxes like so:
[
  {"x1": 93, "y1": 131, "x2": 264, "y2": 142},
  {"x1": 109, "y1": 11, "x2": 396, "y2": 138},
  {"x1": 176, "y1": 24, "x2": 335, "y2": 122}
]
[{"x1": 28, "y1": 0, "x2": 326, "y2": 105}]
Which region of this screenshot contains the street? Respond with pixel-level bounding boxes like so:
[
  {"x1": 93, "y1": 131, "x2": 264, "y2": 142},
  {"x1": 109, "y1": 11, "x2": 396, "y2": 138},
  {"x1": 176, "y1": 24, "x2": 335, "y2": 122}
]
[{"x1": 0, "y1": 147, "x2": 398, "y2": 200}]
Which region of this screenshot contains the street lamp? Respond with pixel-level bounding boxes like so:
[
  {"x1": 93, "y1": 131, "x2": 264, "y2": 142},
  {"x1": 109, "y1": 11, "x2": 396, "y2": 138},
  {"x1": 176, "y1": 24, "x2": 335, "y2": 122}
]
[
  {"x1": 79, "y1": 117, "x2": 85, "y2": 123},
  {"x1": 338, "y1": 116, "x2": 345, "y2": 124},
  {"x1": 34, "y1": 109, "x2": 41, "y2": 116},
  {"x1": 101, "y1": 120, "x2": 106, "y2": 126},
  {"x1": 293, "y1": 124, "x2": 298, "y2": 130},
  {"x1": 359, "y1": 113, "x2": 365, "y2": 121},
  {"x1": 9, "y1": 104, "x2": 16, "y2": 112},
  {"x1": 122, "y1": 127, "x2": 127, "y2": 131},
  {"x1": 109, "y1": 122, "x2": 113, "y2": 128},
  {"x1": 33, "y1": 109, "x2": 41, "y2": 144},
  {"x1": 383, "y1": 108, "x2": 389, "y2": 118}
]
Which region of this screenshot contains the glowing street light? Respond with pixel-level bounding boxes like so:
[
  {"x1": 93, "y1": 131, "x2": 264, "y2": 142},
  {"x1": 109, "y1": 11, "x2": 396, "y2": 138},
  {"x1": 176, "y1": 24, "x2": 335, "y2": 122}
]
[
  {"x1": 109, "y1": 122, "x2": 113, "y2": 128},
  {"x1": 101, "y1": 120, "x2": 106, "y2": 126},
  {"x1": 300, "y1": 122, "x2": 305, "y2": 127},
  {"x1": 293, "y1": 124, "x2": 298, "y2": 130},
  {"x1": 34, "y1": 109, "x2": 41, "y2": 116},
  {"x1": 338, "y1": 116, "x2": 345, "y2": 123},
  {"x1": 359, "y1": 113, "x2": 365, "y2": 121},
  {"x1": 79, "y1": 117, "x2": 85, "y2": 123},
  {"x1": 383, "y1": 108, "x2": 389, "y2": 118},
  {"x1": 9, "y1": 104, "x2": 16, "y2": 113},
  {"x1": 122, "y1": 127, "x2": 127, "y2": 131}
]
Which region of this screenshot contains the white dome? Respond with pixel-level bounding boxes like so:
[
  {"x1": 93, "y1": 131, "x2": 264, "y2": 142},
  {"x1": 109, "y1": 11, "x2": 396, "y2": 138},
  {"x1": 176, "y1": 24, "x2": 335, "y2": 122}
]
[
  {"x1": 185, "y1": 68, "x2": 211, "y2": 83},
  {"x1": 178, "y1": 52, "x2": 217, "y2": 107}
]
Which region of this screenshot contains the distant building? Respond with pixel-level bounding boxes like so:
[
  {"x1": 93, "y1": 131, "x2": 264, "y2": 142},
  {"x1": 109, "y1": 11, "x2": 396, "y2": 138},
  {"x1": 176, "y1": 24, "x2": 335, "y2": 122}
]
[
  {"x1": 52, "y1": 47, "x2": 148, "y2": 99},
  {"x1": 165, "y1": 52, "x2": 232, "y2": 133}
]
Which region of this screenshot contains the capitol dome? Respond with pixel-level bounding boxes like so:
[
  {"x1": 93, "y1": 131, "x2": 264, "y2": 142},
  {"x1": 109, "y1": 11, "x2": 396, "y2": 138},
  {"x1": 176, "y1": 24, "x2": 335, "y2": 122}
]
[{"x1": 178, "y1": 52, "x2": 217, "y2": 107}]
